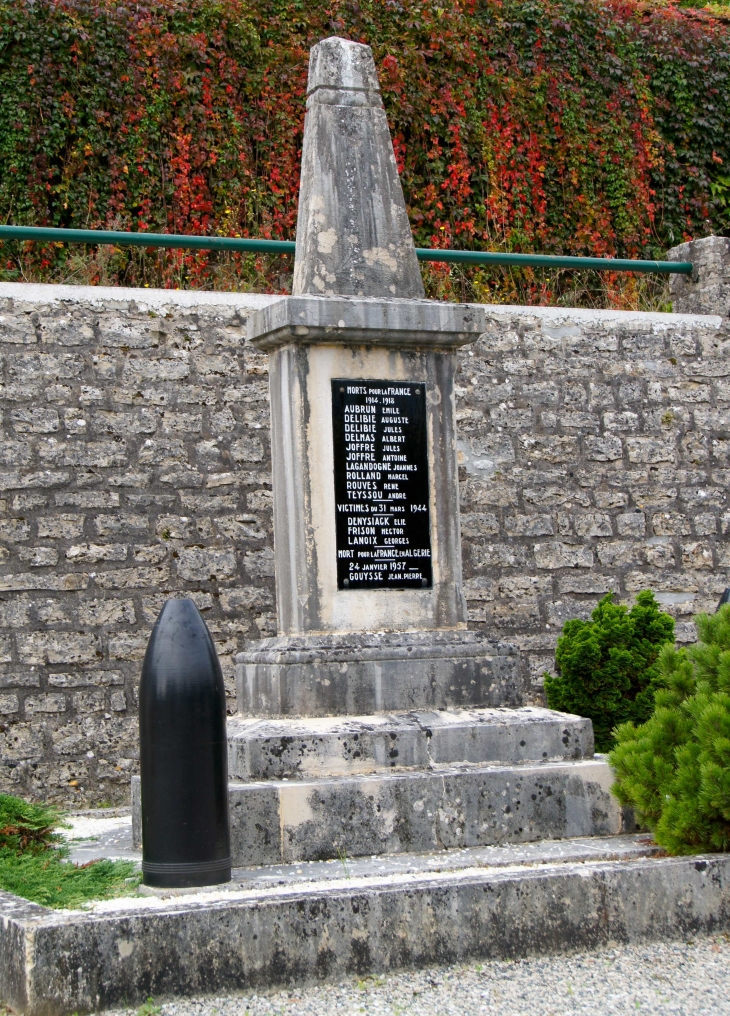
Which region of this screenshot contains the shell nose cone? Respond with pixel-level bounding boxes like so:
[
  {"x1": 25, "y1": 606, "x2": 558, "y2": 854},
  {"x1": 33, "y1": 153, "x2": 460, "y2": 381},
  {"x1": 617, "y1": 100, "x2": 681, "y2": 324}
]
[
  {"x1": 139, "y1": 597, "x2": 231, "y2": 888},
  {"x1": 142, "y1": 597, "x2": 223, "y2": 705}
]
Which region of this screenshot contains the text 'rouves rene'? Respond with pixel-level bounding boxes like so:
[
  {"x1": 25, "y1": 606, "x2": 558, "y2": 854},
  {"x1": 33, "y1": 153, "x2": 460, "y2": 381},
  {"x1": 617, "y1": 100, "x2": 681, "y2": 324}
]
[{"x1": 331, "y1": 379, "x2": 432, "y2": 590}]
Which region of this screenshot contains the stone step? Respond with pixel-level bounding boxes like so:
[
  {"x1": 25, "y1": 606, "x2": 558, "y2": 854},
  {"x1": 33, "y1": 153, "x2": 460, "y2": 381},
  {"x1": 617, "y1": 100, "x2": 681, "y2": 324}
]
[
  {"x1": 134, "y1": 755, "x2": 625, "y2": 865},
  {"x1": 64, "y1": 818, "x2": 662, "y2": 895},
  {"x1": 228, "y1": 758, "x2": 624, "y2": 865},
  {"x1": 148, "y1": 832, "x2": 662, "y2": 893},
  {"x1": 4, "y1": 835, "x2": 728, "y2": 1015},
  {"x1": 227, "y1": 706, "x2": 594, "y2": 780}
]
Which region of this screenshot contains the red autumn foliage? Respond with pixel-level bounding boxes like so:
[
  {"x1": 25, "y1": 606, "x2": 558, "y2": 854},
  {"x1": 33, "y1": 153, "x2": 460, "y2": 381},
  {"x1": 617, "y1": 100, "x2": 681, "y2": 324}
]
[{"x1": 0, "y1": 0, "x2": 728, "y2": 303}]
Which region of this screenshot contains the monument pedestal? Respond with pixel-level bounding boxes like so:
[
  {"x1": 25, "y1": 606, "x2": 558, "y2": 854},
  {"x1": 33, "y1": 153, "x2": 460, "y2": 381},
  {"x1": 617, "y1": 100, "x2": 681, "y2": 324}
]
[
  {"x1": 233, "y1": 293, "x2": 533, "y2": 719},
  {"x1": 236, "y1": 629, "x2": 525, "y2": 717},
  {"x1": 234, "y1": 296, "x2": 528, "y2": 721}
]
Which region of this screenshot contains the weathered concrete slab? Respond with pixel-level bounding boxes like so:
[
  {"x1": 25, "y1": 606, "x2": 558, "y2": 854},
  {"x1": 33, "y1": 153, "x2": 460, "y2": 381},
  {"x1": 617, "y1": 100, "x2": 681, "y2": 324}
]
[
  {"x1": 230, "y1": 758, "x2": 624, "y2": 864},
  {"x1": 68, "y1": 819, "x2": 658, "y2": 888},
  {"x1": 236, "y1": 631, "x2": 525, "y2": 716},
  {"x1": 1, "y1": 847, "x2": 728, "y2": 1015},
  {"x1": 133, "y1": 756, "x2": 623, "y2": 865},
  {"x1": 227, "y1": 706, "x2": 594, "y2": 780},
  {"x1": 172, "y1": 833, "x2": 661, "y2": 892}
]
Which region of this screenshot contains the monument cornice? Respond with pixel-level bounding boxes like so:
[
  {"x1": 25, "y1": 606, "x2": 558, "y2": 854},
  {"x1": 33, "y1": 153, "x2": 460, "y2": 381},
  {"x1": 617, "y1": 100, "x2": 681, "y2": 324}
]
[{"x1": 247, "y1": 294, "x2": 487, "y2": 352}]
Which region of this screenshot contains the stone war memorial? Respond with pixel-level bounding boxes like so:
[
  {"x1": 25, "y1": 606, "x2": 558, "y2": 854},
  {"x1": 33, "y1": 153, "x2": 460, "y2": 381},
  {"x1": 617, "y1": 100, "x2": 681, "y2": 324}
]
[{"x1": 0, "y1": 35, "x2": 730, "y2": 1016}]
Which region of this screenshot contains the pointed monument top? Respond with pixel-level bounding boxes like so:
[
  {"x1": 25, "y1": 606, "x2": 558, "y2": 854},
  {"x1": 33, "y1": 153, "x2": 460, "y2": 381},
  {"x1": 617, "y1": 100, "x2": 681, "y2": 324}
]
[
  {"x1": 307, "y1": 37, "x2": 380, "y2": 98},
  {"x1": 292, "y1": 36, "x2": 425, "y2": 299}
]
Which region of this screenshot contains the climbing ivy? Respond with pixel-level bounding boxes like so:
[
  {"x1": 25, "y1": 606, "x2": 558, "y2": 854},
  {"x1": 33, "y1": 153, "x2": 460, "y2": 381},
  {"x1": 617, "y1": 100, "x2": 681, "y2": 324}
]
[{"x1": 0, "y1": 0, "x2": 728, "y2": 299}]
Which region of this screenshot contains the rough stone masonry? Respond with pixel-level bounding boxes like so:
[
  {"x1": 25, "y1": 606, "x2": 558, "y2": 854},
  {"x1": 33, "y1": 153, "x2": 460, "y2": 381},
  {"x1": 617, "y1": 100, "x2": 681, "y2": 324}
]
[{"x1": 0, "y1": 258, "x2": 728, "y2": 806}]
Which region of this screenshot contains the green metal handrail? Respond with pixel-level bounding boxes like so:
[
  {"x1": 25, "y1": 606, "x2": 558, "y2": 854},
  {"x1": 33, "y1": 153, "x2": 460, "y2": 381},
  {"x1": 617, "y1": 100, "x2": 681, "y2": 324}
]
[
  {"x1": 414, "y1": 247, "x2": 692, "y2": 274},
  {"x1": 0, "y1": 224, "x2": 693, "y2": 275},
  {"x1": 0, "y1": 225, "x2": 293, "y2": 256}
]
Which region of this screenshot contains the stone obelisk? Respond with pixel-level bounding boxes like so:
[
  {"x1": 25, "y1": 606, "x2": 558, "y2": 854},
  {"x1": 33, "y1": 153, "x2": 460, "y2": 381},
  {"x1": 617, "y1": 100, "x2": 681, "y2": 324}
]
[
  {"x1": 292, "y1": 38, "x2": 425, "y2": 300},
  {"x1": 235, "y1": 38, "x2": 523, "y2": 716}
]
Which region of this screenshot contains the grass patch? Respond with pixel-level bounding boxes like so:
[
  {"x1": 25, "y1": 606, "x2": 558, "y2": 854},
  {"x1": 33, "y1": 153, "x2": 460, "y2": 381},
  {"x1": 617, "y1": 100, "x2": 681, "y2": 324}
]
[
  {"x1": 137, "y1": 999, "x2": 162, "y2": 1016},
  {"x1": 0, "y1": 793, "x2": 140, "y2": 909}
]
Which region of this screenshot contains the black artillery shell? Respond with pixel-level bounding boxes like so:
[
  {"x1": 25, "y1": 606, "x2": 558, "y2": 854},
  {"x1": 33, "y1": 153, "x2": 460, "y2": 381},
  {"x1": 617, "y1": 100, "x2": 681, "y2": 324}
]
[{"x1": 139, "y1": 598, "x2": 231, "y2": 888}]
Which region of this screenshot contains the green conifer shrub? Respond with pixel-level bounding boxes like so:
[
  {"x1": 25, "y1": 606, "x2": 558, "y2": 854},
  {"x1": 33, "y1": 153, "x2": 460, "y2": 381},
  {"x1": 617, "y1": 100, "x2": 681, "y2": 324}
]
[
  {"x1": 544, "y1": 591, "x2": 675, "y2": 751},
  {"x1": 0, "y1": 793, "x2": 64, "y2": 853},
  {"x1": 0, "y1": 793, "x2": 140, "y2": 908},
  {"x1": 610, "y1": 605, "x2": 730, "y2": 855}
]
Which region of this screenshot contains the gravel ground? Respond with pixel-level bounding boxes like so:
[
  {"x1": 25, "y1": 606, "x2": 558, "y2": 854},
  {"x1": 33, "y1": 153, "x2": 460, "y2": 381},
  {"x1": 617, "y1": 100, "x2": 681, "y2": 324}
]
[{"x1": 100, "y1": 934, "x2": 730, "y2": 1016}]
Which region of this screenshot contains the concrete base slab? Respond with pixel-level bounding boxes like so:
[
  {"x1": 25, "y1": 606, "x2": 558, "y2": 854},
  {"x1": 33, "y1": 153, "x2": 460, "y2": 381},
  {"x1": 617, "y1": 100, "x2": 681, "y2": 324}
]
[
  {"x1": 133, "y1": 757, "x2": 625, "y2": 865},
  {"x1": 235, "y1": 630, "x2": 525, "y2": 717},
  {"x1": 63, "y1": 810, "x2": 138, "y2": 865},
  {"x1": 227, "y1": 706, "x2": 594, "y2": 780},
  {"x1": 1, "y1": 838, "x2": 728, "y2": 1016}
]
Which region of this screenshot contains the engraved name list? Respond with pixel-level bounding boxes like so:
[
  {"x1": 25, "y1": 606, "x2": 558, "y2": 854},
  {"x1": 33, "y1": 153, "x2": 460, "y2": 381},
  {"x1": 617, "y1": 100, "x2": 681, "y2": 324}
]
[{"x1": 331, "y1": 378, "x2": 432, "y2": 590}]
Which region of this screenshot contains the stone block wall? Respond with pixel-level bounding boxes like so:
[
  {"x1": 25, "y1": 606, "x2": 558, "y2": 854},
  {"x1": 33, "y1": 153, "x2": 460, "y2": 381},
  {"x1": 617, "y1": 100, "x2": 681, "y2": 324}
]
[
  {"x1": 0, "y1": 282, "x2": 728, "y2": 804},
  {"x1": 0, "y1": 285, "x2": 277, "y2": 804},
  {"x1": 456, "y1": 305, "x2": 730, "y2": 693},
  {"x1": 668, "y1": 235, "x2": 730, "y2": 319}
]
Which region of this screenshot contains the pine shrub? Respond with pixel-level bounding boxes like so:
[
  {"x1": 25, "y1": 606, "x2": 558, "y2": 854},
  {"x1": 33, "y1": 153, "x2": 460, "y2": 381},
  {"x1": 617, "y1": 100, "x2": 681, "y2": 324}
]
[
  {"x1": 0, "y1": 793, "x2": 64, "y2": 853},
  {"x1": 610, "y1": 605, "x2": 730, "y2": 855},
  {"x1": 544, "y1": 591, "x2": 675, "y2": 751},
  {"x1": 0, "y1": 793, "x2": 140, "y2": 908}
]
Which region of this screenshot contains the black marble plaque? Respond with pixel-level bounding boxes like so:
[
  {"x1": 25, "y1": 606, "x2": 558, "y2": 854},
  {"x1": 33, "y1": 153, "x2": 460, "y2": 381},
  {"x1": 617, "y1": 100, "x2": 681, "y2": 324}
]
[{"x1": 332, "y1": 379, "x2": 432, "y2": 590}]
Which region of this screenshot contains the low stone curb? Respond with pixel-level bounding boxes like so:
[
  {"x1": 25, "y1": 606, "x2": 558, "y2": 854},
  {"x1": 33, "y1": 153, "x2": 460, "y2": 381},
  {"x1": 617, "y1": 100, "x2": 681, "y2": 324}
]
[{"x1": 1, "y1": 851, "x2": 728, "y2": 1016}]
